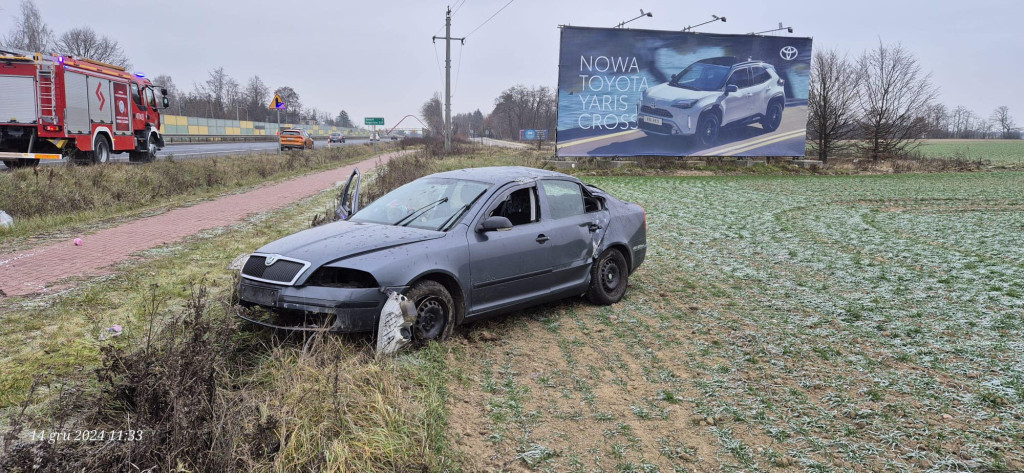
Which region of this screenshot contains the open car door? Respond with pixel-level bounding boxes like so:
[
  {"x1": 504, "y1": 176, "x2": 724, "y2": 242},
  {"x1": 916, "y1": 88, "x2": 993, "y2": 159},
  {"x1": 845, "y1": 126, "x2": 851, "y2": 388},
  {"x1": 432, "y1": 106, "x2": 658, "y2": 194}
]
[{"x1": 335, "y1": 168, "x2": 361, "y2": 220}]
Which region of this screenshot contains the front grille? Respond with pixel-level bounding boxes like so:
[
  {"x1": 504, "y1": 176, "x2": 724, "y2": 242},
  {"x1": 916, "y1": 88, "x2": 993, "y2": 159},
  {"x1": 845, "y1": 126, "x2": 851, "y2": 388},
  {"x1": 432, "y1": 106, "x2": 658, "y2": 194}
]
[
  {"x1": 640, "y1": 105, "x2": 673, "y2": 118},
  {"x1": 242, "y1": 255, "x2": 306, "y2": 284}
]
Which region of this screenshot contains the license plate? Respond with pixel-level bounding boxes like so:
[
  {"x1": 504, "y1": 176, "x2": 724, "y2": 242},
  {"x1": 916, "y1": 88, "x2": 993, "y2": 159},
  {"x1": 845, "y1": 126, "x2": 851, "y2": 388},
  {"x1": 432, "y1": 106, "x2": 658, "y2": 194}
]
[
  {"x1": 240, "y1": 284, "x2": 278, "y2": 306},
  {"x1": 642, "y1": 116, "x2": 663, "y2": 126}
]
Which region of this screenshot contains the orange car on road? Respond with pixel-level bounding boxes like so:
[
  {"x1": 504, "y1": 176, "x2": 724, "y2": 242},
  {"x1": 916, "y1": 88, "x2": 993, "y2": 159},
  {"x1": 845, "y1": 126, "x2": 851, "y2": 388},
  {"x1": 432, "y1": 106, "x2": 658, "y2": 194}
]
[{"x1": 279, "y1": 129, "x2": 314, "y2": 151}]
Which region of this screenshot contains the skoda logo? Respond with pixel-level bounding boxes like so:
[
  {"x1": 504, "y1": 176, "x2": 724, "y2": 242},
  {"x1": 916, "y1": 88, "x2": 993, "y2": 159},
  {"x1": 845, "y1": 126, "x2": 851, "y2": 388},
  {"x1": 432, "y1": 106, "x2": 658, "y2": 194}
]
[
  {"x1": 264, "y1": 255, "x2": 278, "y2": 266},
  {"x1": 780, "y1": 46, "x2": 798, "y2": 61}
]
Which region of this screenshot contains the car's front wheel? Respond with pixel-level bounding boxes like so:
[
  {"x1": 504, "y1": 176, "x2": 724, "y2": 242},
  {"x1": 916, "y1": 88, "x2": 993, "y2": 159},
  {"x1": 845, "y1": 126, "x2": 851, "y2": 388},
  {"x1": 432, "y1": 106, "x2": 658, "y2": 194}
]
[
  {"x1": 586, "y1": 248, "x2": 629, "y2": 305},
  {"x1": 405, "y1": 280, "x2": 455, "y2": 343},
  {"x1": 761, "y1": 100, "x2": 783, "y2": 132},
  {"x1": 696, "y1": 113, "x2": 720, "y2": 147}
]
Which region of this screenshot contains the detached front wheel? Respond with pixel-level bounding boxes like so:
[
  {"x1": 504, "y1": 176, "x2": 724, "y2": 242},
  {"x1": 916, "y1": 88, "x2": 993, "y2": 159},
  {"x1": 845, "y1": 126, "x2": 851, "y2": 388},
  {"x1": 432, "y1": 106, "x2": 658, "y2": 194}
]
[
  {"x1": 404, "y1": 280, "x2": 455, "y2": 343},
  {"x1": 586, "y1": 249, "x2": 629, "y2": 305}
]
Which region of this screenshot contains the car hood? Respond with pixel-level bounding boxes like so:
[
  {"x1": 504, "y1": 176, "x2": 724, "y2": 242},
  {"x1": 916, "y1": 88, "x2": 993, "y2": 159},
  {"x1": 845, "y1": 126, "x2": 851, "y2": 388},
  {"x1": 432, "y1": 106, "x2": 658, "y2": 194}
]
[
  {"x1": 644, "y1": 83, "x2": 716, "y2": 103},
  {"x1": 255, "y1": 220, "x2": 444, "y2": 267}
]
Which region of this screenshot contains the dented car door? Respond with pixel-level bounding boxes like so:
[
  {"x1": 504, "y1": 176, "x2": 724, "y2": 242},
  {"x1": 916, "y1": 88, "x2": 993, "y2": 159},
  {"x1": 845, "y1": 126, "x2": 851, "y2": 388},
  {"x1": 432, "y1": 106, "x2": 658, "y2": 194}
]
[{"x1": 537, "y1": 179, "x2": 610, "y2": 293}]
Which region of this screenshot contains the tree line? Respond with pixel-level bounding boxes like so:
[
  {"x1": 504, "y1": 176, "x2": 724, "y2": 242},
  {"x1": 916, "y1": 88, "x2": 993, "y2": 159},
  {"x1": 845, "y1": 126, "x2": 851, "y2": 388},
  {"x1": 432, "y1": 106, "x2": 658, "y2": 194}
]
[
  {"x1": 420, "y1": 85, "x2": 557, "y2": 141},
  {"x1": 808, "y1": 41, "x2": 1019, "y2": 162},
  {"x1": 1, "y1": 0, "x2": 354, "y2": 127}
]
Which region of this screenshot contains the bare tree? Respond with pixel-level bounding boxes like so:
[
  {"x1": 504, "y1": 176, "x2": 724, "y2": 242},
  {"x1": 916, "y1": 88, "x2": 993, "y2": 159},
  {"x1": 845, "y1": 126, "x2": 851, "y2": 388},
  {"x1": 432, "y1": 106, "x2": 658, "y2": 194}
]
[
  {"x1": 420, "y1": 93, "x2": 443, "y2": 137},
  {"x1": 1, "y1": 0, "x2": 52, "y2": 52},
  {"x1": 488, "y1": 85, "x2": 556, "y2": 140},
  {"x1": 856, "y1": 41, "x2": 938, "y2": 160},
  {"x1": 922, "y1": 104, "x2": 950, "y2": 138},
  {"x1": 55, "y1": 27, "x2": 130, "y2": 68},
  {"x1": 806, "y1": 48, "x2": 861, "y2": 162},
  {"x1": 203, "y1": 67, "x2": 229, "y2": 116},
  {"x1": 949, "y1": 106, "x2": 976, "y2": 139},
  {"x1": 243, "y1": 76, "x2": 270, "y2": 121},
  {"x1": 991, "y1": 106, "x2": 1018, "y2": 139}
]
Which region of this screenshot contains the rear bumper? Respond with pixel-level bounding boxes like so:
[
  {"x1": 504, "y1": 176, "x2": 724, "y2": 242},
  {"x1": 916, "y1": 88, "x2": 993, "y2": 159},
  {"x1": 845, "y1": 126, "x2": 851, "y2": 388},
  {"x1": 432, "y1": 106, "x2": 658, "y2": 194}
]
[
  {"x1": 237, "y1": 279, "x2": 406, "y2": 333},
  {"x1": 0, "y1": 151, "x2": 61, "y2": 160}
]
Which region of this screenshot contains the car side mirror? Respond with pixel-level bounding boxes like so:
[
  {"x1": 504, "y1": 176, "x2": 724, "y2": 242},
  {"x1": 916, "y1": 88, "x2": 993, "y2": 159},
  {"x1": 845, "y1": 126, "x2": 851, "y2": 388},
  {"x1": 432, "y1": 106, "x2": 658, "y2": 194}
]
[
  {"x1": 161, "y1": 97, "x2": 170, "y2": 109},
  {"x1": 478, "y1": 216, "x2": 513, "y2": 232},
  {"x1": 725, "y1": 84, "x2": 739, "y2": 95}
]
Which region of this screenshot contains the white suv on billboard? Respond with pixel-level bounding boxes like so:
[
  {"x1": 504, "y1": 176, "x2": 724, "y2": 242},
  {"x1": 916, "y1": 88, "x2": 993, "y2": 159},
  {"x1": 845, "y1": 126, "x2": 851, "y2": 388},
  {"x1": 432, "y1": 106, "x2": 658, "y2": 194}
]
[{"x1": 637, "y1": 57, "x2": 786, "y2": 146}]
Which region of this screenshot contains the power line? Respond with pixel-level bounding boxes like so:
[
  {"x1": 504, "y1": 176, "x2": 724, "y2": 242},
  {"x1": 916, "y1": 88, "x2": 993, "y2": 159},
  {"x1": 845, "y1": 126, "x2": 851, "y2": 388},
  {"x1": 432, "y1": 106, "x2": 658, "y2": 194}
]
[
  {"x1": 431, "y1": 41, "x2": 446, "y2": 93},
  {"x1": 453, "y1": 43, "x2": 464, "y2": 98},
  {"x1": 465, "y1": 0, "x2": 515, "y2": 38},
  {"x1": 452, "y1": 0, "x2": 468, "y2": 15}
]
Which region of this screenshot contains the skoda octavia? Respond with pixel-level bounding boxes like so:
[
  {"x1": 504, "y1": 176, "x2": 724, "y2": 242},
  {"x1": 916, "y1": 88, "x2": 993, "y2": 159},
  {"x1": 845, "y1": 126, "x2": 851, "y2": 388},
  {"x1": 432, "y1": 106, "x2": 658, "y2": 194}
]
[{"x1": 236, "y1": 166, "x2": 647, "y2": 342}]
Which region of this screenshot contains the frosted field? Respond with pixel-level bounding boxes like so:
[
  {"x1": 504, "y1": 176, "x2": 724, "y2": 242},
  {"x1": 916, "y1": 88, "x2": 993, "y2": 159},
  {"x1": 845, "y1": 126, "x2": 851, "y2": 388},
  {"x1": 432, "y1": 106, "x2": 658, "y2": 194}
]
[{"x1": 453, "y1": 171, "x2": 1024, "y2": 471}]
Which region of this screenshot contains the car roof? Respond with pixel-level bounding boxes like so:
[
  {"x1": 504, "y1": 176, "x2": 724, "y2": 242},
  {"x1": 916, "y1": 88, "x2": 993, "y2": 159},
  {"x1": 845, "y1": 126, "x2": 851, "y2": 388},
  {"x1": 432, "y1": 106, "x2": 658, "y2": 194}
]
[
  {"x1": 428, "y1": 166, "x2": 572, "y2": 184},
  {"x1": 696, "y1": 56, "x2": 741, "y2": 67}
]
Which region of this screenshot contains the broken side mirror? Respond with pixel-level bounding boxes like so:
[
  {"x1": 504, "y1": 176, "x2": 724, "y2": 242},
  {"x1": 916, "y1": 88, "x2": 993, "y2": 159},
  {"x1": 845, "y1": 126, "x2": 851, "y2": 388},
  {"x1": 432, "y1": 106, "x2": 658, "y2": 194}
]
[
  {"x1": 162, "y1": 97, "x2": 169, "y2": 109},
  {"x1": 478, "y1": 216, "x2": 513, "y2": 232},
  {"x1": 725, "y1": 84, "x2": 739, "y2": 95},
  {"x1": 335, "y1": 168, "x2": 361, "y2": 220}
]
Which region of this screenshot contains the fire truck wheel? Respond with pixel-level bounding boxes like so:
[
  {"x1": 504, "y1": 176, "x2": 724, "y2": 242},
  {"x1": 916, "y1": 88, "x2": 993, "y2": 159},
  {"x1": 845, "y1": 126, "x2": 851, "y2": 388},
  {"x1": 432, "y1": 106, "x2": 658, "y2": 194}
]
[
  {"x1": 91, "y1": 137, "x2": 111, "y2": 165},
  {"x1": 130, "y1": 134, "x2": 157, "y2": 163}
]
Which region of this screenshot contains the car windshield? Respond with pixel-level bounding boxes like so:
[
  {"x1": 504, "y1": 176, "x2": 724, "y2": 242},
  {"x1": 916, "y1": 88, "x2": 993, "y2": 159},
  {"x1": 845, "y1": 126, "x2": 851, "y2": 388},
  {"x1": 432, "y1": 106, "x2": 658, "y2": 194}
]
[
  {"x1": 669, "y1": 62, "x2": 731, "y2": 91},
  {"x1": 350, "y1": 177, "x2": 490, "y2": 231}
]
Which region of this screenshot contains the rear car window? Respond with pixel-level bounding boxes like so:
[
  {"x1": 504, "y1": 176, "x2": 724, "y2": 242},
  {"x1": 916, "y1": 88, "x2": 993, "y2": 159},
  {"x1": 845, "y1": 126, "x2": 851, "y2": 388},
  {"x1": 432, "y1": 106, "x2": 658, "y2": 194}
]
[
  {"x1": 281, "y1": 130, "x2": 300, "y2": 136},
  {"x1": 542, "y1": 180, "x2": 585, "y2": 220}
]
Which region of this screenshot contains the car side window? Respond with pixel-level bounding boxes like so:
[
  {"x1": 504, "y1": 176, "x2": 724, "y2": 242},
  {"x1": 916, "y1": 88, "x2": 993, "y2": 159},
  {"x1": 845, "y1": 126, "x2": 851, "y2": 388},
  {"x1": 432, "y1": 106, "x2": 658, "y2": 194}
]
[
  {"x1": 542, "y1": 180, "x2": 585, "y2": 220},
  {"x1": 488, "y1": 187, "x2": 539, "y2": 226},
  {"x1": 727, "y1": 67, "x2": 751, "y2": 89},
  {"x1": 751, "y1": 66, "x2": 771, "y2": 85}
]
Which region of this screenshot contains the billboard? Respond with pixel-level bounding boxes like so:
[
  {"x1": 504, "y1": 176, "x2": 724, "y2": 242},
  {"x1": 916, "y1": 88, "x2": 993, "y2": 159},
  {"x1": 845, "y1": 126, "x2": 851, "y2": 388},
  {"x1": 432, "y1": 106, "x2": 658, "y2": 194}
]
[{"x1": 556, "y1": 26, "x2": 812, "y2": 157}]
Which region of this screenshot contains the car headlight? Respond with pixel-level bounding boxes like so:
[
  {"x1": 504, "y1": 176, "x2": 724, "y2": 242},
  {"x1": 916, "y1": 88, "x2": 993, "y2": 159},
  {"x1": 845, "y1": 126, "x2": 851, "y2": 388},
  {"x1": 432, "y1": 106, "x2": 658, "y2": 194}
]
[
  {"x1": 307, "y1": 267, "x2": 379, "y2": 288},
  {"x1": 671, "y1": 99, "x2": 697, "y2": 109}
]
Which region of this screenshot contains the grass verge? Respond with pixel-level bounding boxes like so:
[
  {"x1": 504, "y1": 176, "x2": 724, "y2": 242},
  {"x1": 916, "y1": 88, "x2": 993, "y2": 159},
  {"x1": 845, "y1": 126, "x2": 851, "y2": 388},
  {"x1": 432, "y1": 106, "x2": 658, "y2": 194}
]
[{"x1": 0, "y1": 145, "x2": 376, "y2": 249}]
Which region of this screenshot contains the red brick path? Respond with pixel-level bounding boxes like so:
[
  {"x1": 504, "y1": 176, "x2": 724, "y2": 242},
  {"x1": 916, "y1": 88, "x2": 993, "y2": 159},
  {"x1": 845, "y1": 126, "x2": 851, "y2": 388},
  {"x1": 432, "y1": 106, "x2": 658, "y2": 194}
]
[{"x1": 0, "y1": 151, "x2": 404, "y2": 298}]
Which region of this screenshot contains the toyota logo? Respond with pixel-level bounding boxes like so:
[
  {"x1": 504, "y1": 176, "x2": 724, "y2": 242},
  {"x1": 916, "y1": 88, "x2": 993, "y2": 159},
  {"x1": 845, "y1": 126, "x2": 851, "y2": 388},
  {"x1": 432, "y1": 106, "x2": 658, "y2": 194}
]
[{"x1": 780, "y1": 46, "x2": 798, "y2": 61}]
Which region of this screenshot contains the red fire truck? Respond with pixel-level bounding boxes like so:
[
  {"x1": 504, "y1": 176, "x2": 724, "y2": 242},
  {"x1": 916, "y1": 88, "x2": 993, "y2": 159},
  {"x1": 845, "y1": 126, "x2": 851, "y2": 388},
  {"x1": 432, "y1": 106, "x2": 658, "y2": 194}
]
[{"x1": 0, "y1": 47, "x2": 168, "y2": 168}]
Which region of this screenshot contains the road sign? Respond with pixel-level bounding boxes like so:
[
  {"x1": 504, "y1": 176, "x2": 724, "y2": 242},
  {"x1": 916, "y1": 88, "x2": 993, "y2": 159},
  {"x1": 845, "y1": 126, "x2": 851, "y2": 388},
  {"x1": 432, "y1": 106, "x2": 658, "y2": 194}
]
[
  {"x1": 364, "y1": 117, "x2": 384, "y2": 126},
  {"x1": 519, "y1": 129, "x2": 548, "y2": 141},
  {"x1": 269, "y1": 94, "x2": 286, "y2": 110}
]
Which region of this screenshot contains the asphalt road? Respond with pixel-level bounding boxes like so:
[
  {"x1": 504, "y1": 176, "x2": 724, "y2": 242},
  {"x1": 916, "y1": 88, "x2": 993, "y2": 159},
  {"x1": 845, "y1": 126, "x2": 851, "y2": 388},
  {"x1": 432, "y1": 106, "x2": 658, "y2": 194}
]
[
  {"x1": 557, "y1": 105, "x2": 809, "y2": 157},
  {"x1": 1, "y1": 137, "x2": 372, "y2": 170}
]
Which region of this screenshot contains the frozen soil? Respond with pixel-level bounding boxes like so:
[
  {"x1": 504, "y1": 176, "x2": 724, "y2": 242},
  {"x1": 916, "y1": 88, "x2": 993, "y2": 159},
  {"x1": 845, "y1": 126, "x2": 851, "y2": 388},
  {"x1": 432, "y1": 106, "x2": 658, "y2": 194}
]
[{"x1": 446, "y1": 171, "x2": 1024, "y2": 472}]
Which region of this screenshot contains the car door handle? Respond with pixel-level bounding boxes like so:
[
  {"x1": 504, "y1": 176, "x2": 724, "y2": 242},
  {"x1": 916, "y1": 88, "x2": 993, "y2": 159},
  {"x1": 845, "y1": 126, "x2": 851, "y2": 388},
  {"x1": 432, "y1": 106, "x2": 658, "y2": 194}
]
[
  {"x1": 585, "y1": 223, "x2": 602, "y2": 232},
  {"x1": 536, "y1": 234, "x2": 549, "y2": 244}
]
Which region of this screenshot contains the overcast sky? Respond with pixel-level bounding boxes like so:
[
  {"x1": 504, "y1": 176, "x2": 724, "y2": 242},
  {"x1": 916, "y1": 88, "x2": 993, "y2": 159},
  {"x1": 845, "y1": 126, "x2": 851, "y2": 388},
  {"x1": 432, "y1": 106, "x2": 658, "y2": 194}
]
[{"x1": 3, "y1": 0, "x2": 1021, "y2": 128}]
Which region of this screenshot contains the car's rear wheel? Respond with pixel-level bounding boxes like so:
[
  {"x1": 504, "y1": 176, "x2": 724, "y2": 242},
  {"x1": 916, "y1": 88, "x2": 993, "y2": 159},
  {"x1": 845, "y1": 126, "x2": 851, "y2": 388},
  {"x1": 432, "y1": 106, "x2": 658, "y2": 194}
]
[
  {"x1": 696, "y1": 113, "x2": 720, "y2": 147},
  {"x1": 586, "y1": 248, "x2": 629, "y2": 305},
  {"x1": 405, "y1": 280, "x2": 455, "y2": 343},
  {"x1": 761, "y1": 100, "x2": 783, "y2": 132}
]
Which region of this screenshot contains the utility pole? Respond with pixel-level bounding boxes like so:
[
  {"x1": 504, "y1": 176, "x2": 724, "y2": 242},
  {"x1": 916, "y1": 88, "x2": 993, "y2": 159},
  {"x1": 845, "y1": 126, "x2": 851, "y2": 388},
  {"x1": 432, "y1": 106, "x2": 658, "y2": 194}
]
[{"x1": 433, "y1": 7, "x2": 464, "y2": 154}]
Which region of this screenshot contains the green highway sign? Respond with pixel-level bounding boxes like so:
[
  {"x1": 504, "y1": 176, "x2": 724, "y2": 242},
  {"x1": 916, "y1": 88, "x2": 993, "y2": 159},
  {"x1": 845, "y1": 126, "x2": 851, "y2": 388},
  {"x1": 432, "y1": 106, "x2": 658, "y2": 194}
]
[{"x1": 364, "y1": 117, "x2": 384, "y2": 126}]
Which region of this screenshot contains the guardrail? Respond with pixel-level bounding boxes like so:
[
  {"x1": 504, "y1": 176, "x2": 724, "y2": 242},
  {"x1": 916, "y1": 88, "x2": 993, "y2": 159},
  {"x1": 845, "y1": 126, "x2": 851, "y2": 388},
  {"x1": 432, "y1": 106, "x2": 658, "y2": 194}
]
[{"x1": 162, "y1": 134, "x2": 372, "y2": 144}]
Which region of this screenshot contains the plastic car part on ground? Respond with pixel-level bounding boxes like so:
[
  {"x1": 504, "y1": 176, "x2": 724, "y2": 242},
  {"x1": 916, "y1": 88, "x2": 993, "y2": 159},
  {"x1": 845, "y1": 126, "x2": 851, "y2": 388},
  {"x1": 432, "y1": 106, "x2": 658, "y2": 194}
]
[
  {"x1": 0, "y1": 211, "x2": 12, "y2": 229},
  {"x1": 376, "y1": 291, "x2": 417, "y2": 354}
]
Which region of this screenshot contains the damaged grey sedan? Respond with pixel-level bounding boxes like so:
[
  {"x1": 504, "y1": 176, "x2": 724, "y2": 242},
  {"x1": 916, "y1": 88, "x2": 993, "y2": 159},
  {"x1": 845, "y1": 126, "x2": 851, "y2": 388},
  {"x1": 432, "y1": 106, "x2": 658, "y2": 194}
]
[{"x1": 236, "y1": 166, "x2": 646, "y2": 347}]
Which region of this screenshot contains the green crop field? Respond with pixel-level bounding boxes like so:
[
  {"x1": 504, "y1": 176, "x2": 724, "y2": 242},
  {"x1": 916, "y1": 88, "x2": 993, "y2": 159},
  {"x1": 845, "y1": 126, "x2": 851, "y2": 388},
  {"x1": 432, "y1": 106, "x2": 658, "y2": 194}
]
[
  {"x1": 918, "y1": 139, "x2": 1024, "y2": 164},
  {"x1": 451, "y1": 171, "x2": 1024, "y2": 471}
]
